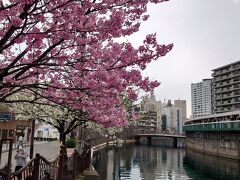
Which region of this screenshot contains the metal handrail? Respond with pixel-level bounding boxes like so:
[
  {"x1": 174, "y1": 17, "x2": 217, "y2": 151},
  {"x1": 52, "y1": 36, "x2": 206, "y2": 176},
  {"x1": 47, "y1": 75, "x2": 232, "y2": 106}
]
[
  {"x1": 1, "y1": 143, "x2": 92, "y2": 180},
  {"x1": 10, "y1": 157, "x2": 36, "y2": 176}
]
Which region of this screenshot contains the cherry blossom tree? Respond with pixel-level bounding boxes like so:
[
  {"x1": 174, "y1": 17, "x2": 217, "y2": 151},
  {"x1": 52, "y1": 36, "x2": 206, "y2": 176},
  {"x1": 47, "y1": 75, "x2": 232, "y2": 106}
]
[
  {"x1": 8, "y1": 92, "x2": 89, "y2": 145},
  {"x1": 0, "y1": 0, "x2": 173, "y2": 127}
]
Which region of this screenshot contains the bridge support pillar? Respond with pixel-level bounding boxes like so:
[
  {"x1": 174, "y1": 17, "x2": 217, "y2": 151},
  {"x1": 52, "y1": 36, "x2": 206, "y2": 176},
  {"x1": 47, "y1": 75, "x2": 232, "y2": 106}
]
[
  {"x1": 147, "y1": 137, "x2": 151, "y2": 146},
  {"x1": 173, "y1": 138, "x2": 177, "y2": 148},
  {"x1": 135, "y1": 136, "x2": 141, "y2": 145}
]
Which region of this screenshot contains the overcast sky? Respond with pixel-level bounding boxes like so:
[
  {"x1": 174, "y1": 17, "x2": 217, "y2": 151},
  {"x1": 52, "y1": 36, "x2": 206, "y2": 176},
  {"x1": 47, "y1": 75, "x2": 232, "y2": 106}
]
[{"x1": 126, "y1": 0, "x2": 240, "y2": 117}]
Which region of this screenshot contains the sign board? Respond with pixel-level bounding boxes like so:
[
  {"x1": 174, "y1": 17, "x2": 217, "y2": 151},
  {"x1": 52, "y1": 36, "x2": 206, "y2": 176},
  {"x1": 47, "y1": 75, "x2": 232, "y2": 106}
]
[{"x1": 0, "y1": 112, "x2": 12, "y2": 121}]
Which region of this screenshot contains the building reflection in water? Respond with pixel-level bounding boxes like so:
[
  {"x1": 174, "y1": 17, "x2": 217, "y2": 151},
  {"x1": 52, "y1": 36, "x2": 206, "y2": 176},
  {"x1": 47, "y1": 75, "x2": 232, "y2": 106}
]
[
  {"x1": 92, "y1": 144, "x2": 240, "y2": 180},
  {"x1": 92, "y1": 144, "x2": 190, "y2": 180},
  {"x1": 184, "y1": 148, "x2": 240, "y2": 180}
]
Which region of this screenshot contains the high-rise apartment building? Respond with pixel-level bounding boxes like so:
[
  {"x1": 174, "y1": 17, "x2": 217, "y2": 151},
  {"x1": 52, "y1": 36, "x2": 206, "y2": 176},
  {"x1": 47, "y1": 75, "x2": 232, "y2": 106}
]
[
  {"x1": 191, "y1": 79, "x2": 212, "y2": 117},
  {"x1": 212, "y1": 61, "x2": 240, "y2": 113}
]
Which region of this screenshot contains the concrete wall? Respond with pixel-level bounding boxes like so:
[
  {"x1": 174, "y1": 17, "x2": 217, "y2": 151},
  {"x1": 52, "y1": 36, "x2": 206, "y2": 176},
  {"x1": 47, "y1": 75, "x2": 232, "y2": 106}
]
[
  {"x1": 186, "y1": 132, "x2": 240, "y2": 160},
  {"x1": 185, "y1": 148, "x2": 240, "y2": 179},
  {"x1": 136, "y1": 137, "x2": 186, "y2": 148}
]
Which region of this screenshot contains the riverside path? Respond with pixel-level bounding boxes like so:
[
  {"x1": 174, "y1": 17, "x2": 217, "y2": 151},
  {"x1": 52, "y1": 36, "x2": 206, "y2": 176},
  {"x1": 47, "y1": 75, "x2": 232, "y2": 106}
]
[{"x1": 0, "y1": 141, "x2": 60, "y2": 168}]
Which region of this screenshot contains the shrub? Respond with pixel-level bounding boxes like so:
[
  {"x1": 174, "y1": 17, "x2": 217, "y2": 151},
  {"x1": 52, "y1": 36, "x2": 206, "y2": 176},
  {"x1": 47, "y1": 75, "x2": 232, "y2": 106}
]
[{"x1": 66, "y1": 138, "x2": 76, "y2": 148}]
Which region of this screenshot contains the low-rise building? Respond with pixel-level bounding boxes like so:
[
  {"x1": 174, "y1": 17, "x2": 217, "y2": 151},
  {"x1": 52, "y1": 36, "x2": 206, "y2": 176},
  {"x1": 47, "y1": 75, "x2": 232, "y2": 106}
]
[
  {"x1": 139, "y1": 94, "x2": 186, "y2": 134},
  {"x1": 138, "y1": 111, "x2": 158, "y2": 133},
  {"x1": 34, "y1": 123, "x2": 59, "y2": 141},
  {"x1": 0, "y1": 117, "x2": 32, "y2": 142},
  {"x1": 139, "y1": 93, "x2": 161, "y2": 133},
  {"x1": 0, "y1": 105, "x2": 32, "y2": 143}
]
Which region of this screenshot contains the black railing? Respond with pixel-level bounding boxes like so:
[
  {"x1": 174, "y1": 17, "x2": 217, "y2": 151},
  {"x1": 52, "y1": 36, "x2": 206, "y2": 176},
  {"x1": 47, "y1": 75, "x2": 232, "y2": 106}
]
[{"x1": 0, "y1": 144, "x2": 91, "y2": 180}]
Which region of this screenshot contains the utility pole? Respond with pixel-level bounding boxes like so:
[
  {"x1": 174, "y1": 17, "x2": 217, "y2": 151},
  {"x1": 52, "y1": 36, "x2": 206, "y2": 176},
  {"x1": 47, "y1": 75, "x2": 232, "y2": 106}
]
[{"x1": 30, "y1": 119, "x2": 35, "y2": 159}]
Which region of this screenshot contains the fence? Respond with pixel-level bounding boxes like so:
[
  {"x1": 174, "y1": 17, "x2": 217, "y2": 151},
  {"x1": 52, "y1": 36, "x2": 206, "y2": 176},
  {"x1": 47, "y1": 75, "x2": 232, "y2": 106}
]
[{"x1": 0, "y1": 144, "x2": 91, "y2": 180}]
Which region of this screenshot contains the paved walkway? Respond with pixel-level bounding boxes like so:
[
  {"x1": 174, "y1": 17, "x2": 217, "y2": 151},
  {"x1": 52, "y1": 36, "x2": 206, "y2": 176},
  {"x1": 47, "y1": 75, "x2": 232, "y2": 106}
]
[
  {"x1": 1, "y1": 141, "x2": 47, "y2": 153},
  {"x1": 0, "y1": 141, "x2": 60, "y2": 168}
]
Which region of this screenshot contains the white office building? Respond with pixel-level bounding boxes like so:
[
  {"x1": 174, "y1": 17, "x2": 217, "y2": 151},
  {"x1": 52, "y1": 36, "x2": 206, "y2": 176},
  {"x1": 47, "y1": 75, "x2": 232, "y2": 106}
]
[
  {"x1": 191, "y1": 79, "x2": 212, "y2": 117},
  {"x1": 161, "y1": 100, "x2": 186, "y2": 134}
]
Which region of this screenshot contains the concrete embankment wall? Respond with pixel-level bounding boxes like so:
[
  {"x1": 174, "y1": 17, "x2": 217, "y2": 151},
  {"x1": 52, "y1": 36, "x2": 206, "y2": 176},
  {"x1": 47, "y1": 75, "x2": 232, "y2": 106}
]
[
  {"x1": 93, "y1": 139, "x2": 136, "y2": 152},
  {"x1": 186, "y1": 132, "x2": 240, "y2": 160},
  {"x1": 185, "y1": 148, "x2": 240, "y2": 179},
  {"x1": 137, "y1": 137, "x2": 186, "y2": 148}
]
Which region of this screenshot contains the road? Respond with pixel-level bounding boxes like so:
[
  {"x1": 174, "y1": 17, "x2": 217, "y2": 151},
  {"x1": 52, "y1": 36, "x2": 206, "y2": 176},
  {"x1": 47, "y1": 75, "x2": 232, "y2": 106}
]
[{"x1": 0, "y1": 141, "x2": 60, "y2": 168}]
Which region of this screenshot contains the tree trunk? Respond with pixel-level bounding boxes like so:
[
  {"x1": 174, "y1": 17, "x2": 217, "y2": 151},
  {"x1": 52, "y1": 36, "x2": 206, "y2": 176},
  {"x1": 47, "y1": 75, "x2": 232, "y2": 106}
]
[
  {"x1": 59, "y1": 121, "x2": 66, "y2": 146},
  {"x1": 59, "y1": 131, "x2": 67, "y2": 158},
  {"x1": 59, "y1": 131, "x2": 66, "y2": 146}
]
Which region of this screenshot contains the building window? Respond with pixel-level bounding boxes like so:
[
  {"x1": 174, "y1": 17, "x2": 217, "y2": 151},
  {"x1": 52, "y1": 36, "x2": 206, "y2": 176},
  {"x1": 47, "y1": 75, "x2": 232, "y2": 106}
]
[
  {"x1": 9, "y1": 130, "x2": 14, "y2": 137},
  {"x1": 2, "y1": 130, "x2": 8, "y2": 139}
]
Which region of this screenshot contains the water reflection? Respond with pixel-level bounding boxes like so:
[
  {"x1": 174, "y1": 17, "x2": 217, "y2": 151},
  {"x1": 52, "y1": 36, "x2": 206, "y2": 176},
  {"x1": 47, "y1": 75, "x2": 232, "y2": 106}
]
[
  {"x1": 93, "y1": 144, "x2": 190, "y2": 180},
  {"x1": 92, "y1": 144, "x2": 240, "y2": 180},
  {"x1": 184, "y1": 149, "x2": 240, "y2": 180}
]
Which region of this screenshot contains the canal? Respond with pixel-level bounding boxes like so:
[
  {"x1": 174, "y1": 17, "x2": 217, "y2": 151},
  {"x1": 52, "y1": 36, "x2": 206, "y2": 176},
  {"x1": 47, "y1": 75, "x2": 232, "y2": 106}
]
[{"x1": 92, "y1": 143, "x2": 240, "y2": 180}]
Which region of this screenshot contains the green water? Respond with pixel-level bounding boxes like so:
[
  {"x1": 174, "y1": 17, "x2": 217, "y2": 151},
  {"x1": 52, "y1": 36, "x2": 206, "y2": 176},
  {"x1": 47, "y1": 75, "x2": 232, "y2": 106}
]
[{"x1": 92, "y1": 144, "x2": 240, "y2": 180}]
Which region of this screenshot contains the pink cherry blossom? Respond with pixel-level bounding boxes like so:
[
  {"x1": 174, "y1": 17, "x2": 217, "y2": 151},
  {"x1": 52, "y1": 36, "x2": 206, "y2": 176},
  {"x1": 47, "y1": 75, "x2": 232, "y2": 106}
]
[
  {"x1": 0, "y1": 0, "x2": 173, "y2": 127},
  {"x1": 11, "y1": 16, "x2": 22, "y2": 27}
]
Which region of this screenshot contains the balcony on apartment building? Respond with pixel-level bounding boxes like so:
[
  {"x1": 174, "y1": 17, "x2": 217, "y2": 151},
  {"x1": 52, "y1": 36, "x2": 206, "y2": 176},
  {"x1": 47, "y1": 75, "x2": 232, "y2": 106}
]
[
  {"x1": 232, "y1": 70, "x2": 240, "y2": 78},
  {"x1": 215, "y1": 97, "x2": 240, "y2": 106},
  {"x1": 214, "y1": 104, "x2": 233, "y2": 113},
  {"x1": 212, "y1": 67, "x2": 232, "y2": 77},
  {"x1": 213, "y1": 103, "x2": 240, "y2": 113},
  {"x1": 214, "y1": 93, "x2": 233, "y2": 100},
  {"x1": 213, "y1": 74, "x2": 232, "y2": 83},
  {"x1": 214, "y1": 80, "x2": 233, "y2": 88},
  {"x1": 213, "y1": 62, "x2": 240, "y2": 74},
  {"x1": 214, "y1": 86, "x2": 233, "y2": 94}
]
